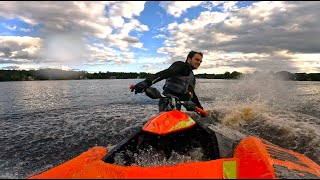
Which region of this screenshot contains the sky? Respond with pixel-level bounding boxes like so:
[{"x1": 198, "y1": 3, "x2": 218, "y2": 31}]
[{"x1": 0, "y1": 1, "x2": 319, "y2": 74}]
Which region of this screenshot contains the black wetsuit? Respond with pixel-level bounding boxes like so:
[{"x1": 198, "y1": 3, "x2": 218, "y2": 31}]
[{"x1": 144, "y1": 61, "x2": 203, "y2": 112}]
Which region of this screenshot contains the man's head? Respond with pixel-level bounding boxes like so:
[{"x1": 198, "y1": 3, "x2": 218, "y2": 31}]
[{"x1": 186, "y1": 50, "x2": 203, "y2": 69}]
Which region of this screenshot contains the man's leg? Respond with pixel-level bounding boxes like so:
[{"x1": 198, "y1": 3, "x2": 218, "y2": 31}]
[
  {"x1": 159, "y1": 98, "x2": 169, "y2": 112},
  {"x1": 158, "y1": 97, "x2": 182, "y2": 112}
]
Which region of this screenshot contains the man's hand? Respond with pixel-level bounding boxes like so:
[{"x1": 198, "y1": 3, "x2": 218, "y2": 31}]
[
  {"x1": 199, "y1": 106, "x2": 206, "y2": 118},
  {"x1": 184, "y1": 101, "x2": 197, "y2": 111},
  {"x1": 131, "y1": 81, "x2": 150, "y2": 94},
  {"x1": 200, "y1": 112, "x2": 206, "y2": 118}
]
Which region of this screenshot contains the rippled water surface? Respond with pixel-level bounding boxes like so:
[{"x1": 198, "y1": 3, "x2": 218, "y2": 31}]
[{"x1": 0, "y1": 78, "x2": 319, "y2": 178}]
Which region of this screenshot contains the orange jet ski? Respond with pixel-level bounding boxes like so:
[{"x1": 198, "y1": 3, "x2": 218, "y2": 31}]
[{"x1": 29, "y1": 87, "x2": 320, "y2": 179}]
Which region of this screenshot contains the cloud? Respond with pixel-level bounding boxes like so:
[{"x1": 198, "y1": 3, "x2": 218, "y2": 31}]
[
  {"x1": 0, "y1": 36, "x2": 42, "y2": 63},
  {"x1": 212, "y1": 1, "x2": 320, "y2": 54},
  {"x1": 0, "y1": 34, "x2": 88, "y2": 66},
  {"x1": 0, "y1": 2, "x2": 111, "y2": 36},
  {"x1": 159, "y1": 1, "x2": 239, "y2": 18},
  {"x1": 1, "y1": 65, "x2": 20, "y2": 70},
  {"x1": 121, "y1": 19, "x2": 149, "y2": 35},
  {"x1": 122, "y1": 36, "x2": 139, "y2": 43},
  {"x1": 158, "y1": 1, "x2": 320, "y2": 73},
  {"x1": 138, "y1": 57, "x2": 168, "y2": 64},
  {"x1": 0, "y1": 1, "x2": 148, "y2": 69},
  {"x1": 3, "y1": 24, "x2": 17, "y2": 31},
  {"x1": 1, "y1": 64, "x2": 43, "y2": 70},
  {"x1": 167, "y1": 22, "x2": 178, "y2": 30},
  {"x1": 153, "y1": 34, "x2": 166, "y2": 39},
  {"x1": 85, "y1": 43, "x2": 136, "y2": 65},
  {"x1": 0, "y1": 1, "x2": 148, "y2": 44},
  {"x1": 159, "y1": 1, "x2": 203, "y2": 18},
  {"x1": 40, "y1": 32, "x2": 87, "y2": 64},
  {"x1": 20, "y1": 28, "x2": 31, "y2": 32},
  {"x1": 139, "y1": 63, "x2": 168, "y2": 73},
  {"x1": 2, "y1": 23, "x2": 31, "y2": 32},
  {"x1": 221, "y1": 1, "x2": 239, "y2": 12},
  {"x1": 107, "y1": 1, "x2": 146, "y2": 19}
]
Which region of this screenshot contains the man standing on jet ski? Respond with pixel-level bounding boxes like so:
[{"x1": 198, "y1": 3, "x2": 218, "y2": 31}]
[{"x1": 131, "y1": 50, "x2": 205, "y2": 116}]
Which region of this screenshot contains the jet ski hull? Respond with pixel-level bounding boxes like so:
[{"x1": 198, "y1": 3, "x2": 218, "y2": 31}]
[{"x1": 29, "y1": 136, "x2": 320, "y2": 179}]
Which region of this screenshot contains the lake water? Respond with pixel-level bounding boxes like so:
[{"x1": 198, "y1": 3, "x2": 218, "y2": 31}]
[{"x1": 0, "y1": 78, "x2": 319, "y2": 178}]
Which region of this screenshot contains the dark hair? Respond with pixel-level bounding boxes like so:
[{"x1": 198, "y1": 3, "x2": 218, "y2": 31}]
[{"x1": 185, "y1": 50, "x2": 203, "y2": 62}]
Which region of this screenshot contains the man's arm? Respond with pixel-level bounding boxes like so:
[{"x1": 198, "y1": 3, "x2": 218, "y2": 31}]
[
  {"x1": 132, "y1": 61, "x2": 188, "y2": 94},
  {"x1": 191, "y1": 92, "x2": 203, "y2": 109},
  {"x1": 145, "y1": 61, "x2": 188, "y2": 85}
]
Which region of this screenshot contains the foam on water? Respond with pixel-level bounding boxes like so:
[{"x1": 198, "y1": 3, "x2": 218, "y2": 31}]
[
  {"x1": 113, "y1": 145, "x2": 204, "y2": 167},
  {"x1": 196, "y1": 102, "x2": 320, "y2": 164}
]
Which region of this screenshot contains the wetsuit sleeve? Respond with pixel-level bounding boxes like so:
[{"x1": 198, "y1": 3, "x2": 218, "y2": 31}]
[
  {"x1": 145, "y1": 61, "x2": 188, "y2": 85},
  {"x1": 191, "y1": 92, "x2": 203, "y2": 109}
]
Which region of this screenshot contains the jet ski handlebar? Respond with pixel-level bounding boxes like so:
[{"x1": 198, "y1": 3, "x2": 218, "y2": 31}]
[{"x1": 130, "y1": 85, "x2": 207, "y2": 117}]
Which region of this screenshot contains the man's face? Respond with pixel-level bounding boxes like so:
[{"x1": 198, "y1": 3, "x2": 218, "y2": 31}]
[{"x1": 187, "y1": 53, "x2": 202, "y2": 69}]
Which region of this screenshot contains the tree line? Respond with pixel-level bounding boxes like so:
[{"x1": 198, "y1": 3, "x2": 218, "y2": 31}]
[{"x1": 0, "y1": 69, "x2": 319, "y2": 81}]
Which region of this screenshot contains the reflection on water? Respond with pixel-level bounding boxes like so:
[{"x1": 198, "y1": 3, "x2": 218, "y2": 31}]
[
  {"x1": 15, "y1": 81, "x2": 73, "y2": 112},
  {"x1": 0, "y1": 79, "x2": 150, "y2": 115},
  {"x1": 0, "y1": 79, "x2": 319, "y2": 178}
]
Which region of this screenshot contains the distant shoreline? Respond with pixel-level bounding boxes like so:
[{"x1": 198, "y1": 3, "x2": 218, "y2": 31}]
[{"x1": 0, "y1": 69, "x2": 319, "y2": 81}]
